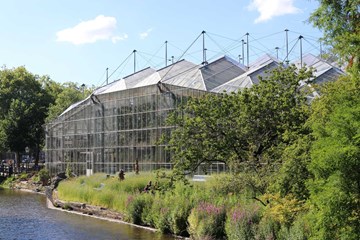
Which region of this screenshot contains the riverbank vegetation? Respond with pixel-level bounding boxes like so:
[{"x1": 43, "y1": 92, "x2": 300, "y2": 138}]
[{"x1": 0, "y1": 168, "x2": 51, "y2": 192}]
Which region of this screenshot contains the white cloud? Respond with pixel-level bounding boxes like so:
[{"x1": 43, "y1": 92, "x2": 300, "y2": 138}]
[
  {"x1": 56, "y1": 15, "x2": 127, "y2": 45},
  {"x1": 112, "y1": 34, "x2": 128, "y2": 43},
  {"x1": 248, "y1": 0, "x2": 301, "y2": 23},
  {"x1": 139, "y1": 28, "x2": 153, "y2": 40}
]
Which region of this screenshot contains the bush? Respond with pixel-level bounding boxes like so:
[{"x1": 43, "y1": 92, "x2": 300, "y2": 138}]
[
  {"x1": 225, "y1": 204, "x2": 261, "y2": 240},
  {"x1": 37, "y1": 168, "x2": 50, "y2": 185},
  {"x1": 167, "y1": 182, "x2": 195, "y2": 236},
  {"x1": 188, "y1": 202, "x2": 226, "y2": 239},
  {"x1": 125, "y1": 194, "x2": 148, "y2": 224},
  {"x1": 169, "y1": 199, "x2": 192, "y2": 236},
  {"x1": 257, "y1": 216, "x2": 280, "y2": 240},
  {"x1": 148, "y1": 199, "x2": 171, "y2": 233},
  {"x1": 261, "y1": 193, "x2": 306, "y2": 228}
]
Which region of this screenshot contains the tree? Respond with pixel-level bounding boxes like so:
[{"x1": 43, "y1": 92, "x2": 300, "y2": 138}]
[
  {"x1": 272, "y1": 135, "x2": 312, "y2": 200},
  {"x1": 46, "y1": 82, "x2": 93, "y2": 122},
  {"x1": 166, "y1": 65, "x2": 313, "y2": 196},
  {"x1": 305, "y1": 73, "x2": 360, "y2": 239},
  {"x1": 309, "y1": 0, "x2": 360, "y2": 69},
  {"x1": 0, "y1": 66, "x2": 53, "y2": 167}
]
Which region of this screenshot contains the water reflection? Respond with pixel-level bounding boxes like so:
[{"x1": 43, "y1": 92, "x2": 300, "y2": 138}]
[{"x1": 0, "y1": 189, "x2": 175, "y2": 240}]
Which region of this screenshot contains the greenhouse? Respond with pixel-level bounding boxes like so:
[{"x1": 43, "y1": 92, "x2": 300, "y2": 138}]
[{"x1": 45, "y1": 53, "x2": 343, "y2": 176}]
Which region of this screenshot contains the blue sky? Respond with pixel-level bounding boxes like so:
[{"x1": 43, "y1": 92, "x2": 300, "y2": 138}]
[{"x1": 0, "y1": 0, "x2": 323, "y2": 87}]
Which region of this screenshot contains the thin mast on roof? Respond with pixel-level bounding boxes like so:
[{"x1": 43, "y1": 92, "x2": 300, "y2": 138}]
[
  {"x1": 165, "y1": 41, "x2": 168, "y2": 67},
  {"x1": 285, "y1": 29, "x2": 289, "y2": 64},
  {"x1": 246, "y1": 33, "x2": 249, "y2": 68},
  {"x1": 202, "y1": 30, "x2": 207, "y2": 65},
  {"x1": 275, "y1": 47, "x2": 279, "y2": 59},
  {"x1": 299, "y1": 35, "x2": 303, "y2": 68},
  {"x1": 106, "y1": 67, "x2": 109, "y2": 85},
  {"x1": 241, "y1": 39, "x2": 246, "y2": 65},
  {"x1": 133, "y1": 50, "x2": 137, "y2": 73}
]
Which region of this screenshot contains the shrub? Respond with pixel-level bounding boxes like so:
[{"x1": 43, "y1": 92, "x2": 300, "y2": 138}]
[
  {"x1": 261, "y1": 193, "x2": 306, "y2": 228},
  {"x1": 169, "y1": 199, "x2": 192, "y2": 236},
  {"x1": 167, "y1": 182, "x2": 195, "y2": 236},
  {"x1": 188, "y1": 202, "x2": 226, "y2": 239},
  {"x1": 137, "y1": 193, "x2": 154, "y2": 227},
  {"x1": 257, "y1": 216, "x2": 280, "y2": 240},
  {"x1": 286, "y1": 214, "x2": 310, "y2": 240},
  {"x1": 225, "y1": 204, "x2": 261, "y2": 240},
  {"x1": 36, "y1": 168, "x2": 50, "y2": 185},
  {"x1": 149, "y1": 199, "x2": 172, "y2": 233},
  {"x1": 125, "y1": 194, "x2": 147, "y2": 224}
]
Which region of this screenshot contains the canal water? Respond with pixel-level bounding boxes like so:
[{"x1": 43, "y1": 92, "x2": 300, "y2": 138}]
[{"x1": 0, "y1": 188, "x2": 175, "y2": 240}]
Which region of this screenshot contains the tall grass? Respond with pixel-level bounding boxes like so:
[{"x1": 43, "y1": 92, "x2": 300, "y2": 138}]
[
  {"x1": 56, "y1": 172, "x2": 308, "y2": 239},
  {"x1": 57, "y1": 172, "x2": 157, "y2": 212}
]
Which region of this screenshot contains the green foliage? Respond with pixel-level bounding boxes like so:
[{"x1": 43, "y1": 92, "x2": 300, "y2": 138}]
[
  {"x1": 167, "y1": 65, "x2": 313, "y2": 197},
  {"x1": 0, "y1": 66, "x2": 53, "y2": 164},
  {"x1": 147, "y1": 196, "x2": 171, "y2": 233},
  {"x1": 187, "y1": 201, "x2": 226, "y2": 240},
  {"x1": 261, "y1": 193, "x2": 307, "y2": 229},
  {"x1": 306, "y1": 75, "x2": 360, "y2": 239},
  {"x1": 57, "y1": 172, "x2": 159, "y2": 213},
  {"x1": 272, "y1": 135, "x2": 312, "y2": 200},
  {"x1": 125, "y1": 193, "x2": 148, "y2": 224},
  {"x1": 309, "y1": 0, "x2": 360, "y2": 66},
  {"x1": 257, "y1": 216, "x2": 280, "y2": 240},
  {"x1": 46, "y1": 82, "x2": 93, "y2": 122},
  {"x1": 1, "y1": 176, "x2": 15, "y2": 188},
  {"x1": 65, "y1": 162, "x2": 72, "y2": 179},
  {"x1": 225, "y1": 204, "x2": 261, "y2": 240},
  {"x1": 286, "y1": 214, "x2": 311, "y2": 240}
]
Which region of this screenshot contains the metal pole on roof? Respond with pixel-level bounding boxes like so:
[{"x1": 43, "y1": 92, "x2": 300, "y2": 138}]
[
  {"x1": 238, "y1": 54, "x2": 241, "y2": 63},
  {"x1": 275, "y1": 47, "x2": 279, "y2": 59},
  {"x1": 246, "y1": 33, "x2": 249, "y2": 68},
  {"x1": 299, "y1": 35, "x2": 303, "y2": 68},
  {"x1": 133, "y1": 50, "x2": 137, "y2": 73},
  {"x1": 165, "y1": 41, "x2": 168, "y2": 67},
  {"x1": 241, "y1": 39, "x2": 245, "y2": 65},
  {"x1": 319, "y1": 40, "x2": 322, "y2": 59},
  {"x1": 171, "y1": 56, "x2": 174, "y2": 64},
  {"x1": 202, "y1": 30, "x2": 207, "y2": 65},
  {"x1": 106, "y1": 67, "x2": 109, "y2": 85},
  {"x1": 204, "y1": 48, "x2": 207, "y2": 64},
  {"x1": 285, "y1": 29, "x2": 289, "y2": 64}
]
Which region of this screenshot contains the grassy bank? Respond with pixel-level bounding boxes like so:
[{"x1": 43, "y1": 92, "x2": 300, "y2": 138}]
[
  {"x1": 0, "y1": 169, "x2": 50, "y2": 192},
  {"x1": 56, "y1": 172, "x2": 310, "y2": 239}
]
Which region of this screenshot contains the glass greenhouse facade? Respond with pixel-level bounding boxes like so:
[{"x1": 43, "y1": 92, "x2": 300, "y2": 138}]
[
  {"x1": 45, "y1": 54, "x2": 343, "y2": 176},
  {"x1": 45, "y1": 83, "x2": 212, "y2": 176}
]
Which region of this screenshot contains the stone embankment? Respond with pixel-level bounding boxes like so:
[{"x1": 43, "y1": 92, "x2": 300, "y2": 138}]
[{"x1": 50, "y1": 190, "x2": 125, "y2": 221}]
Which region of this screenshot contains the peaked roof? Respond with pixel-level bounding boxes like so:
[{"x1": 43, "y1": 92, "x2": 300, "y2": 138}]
[
  {"x1": 94, "y1": 56, "x2": 246, "y2": 94},
  {"x1": 57, "y1": 53, "x2": 345, "y2": 120},
  {"x1": 211, "y1": 54, "x2": 280, "y2": 93},
  {"x1": 294, "y1": 53, "x2": 345, "y2": 83}
]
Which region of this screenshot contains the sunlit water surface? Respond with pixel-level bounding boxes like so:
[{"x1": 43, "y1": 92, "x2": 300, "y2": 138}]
[{"x1": 0, "y1": 188, "x2": 175, "y2": 240}]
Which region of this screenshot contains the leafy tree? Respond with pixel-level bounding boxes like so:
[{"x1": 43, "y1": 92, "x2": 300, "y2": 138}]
[
  {"x1": 0, "y1": 66, "x2": 52, "y2": 167},
  {"x1": 46, "y1": 82, "x2": 93, "y2": 122},
  {"x1": 309, "y1": 0, "x2": 360, "y2": 68},
  {"x1": 166, "y1": 65, "x2": 313, "y2": 197},
  {"x1": 306, "y1": 73, "x2": 360, "y2": 239},
  {"x1": 272, "y1": 135, "x2": 312, "y2": 200}
]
